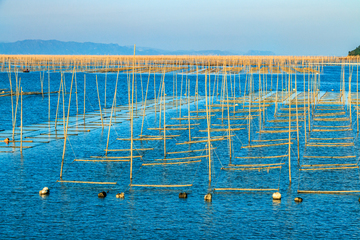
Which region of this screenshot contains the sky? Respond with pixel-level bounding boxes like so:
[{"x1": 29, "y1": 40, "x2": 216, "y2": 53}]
[{"x1": 0, "y1": 0, "x2": 359, "y2": 56}]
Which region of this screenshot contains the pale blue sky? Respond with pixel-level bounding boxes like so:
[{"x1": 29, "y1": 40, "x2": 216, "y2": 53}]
[{"x1": 0, "y1": 0, "x2": 359, "y2": 55}]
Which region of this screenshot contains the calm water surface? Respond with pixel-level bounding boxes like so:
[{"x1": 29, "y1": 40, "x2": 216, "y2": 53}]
[{"x1": 1, "y1": 66, "x2": 360, "y2": 239}]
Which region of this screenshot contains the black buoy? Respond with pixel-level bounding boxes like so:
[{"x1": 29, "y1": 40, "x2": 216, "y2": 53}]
[
  {"x1": 179, "y1": 192, "x2": 187, "y2": 198},
  {"x1": 116, "y1": 192, "x2": 125, "y2": 199},
  {"x1": 98, "y1": 191, "x2": 107, "y2": 198},
  {"x1": 294, "y1": 197, "x2": 303, "y2": 203}
]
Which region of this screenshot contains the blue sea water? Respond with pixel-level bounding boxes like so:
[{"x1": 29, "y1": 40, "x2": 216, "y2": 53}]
[{"x1": 1, "y1": 66, "x2": 360, "y2": 239}]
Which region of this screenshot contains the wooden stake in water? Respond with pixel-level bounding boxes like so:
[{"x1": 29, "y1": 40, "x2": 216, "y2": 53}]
[
  {"x1": 248, "y1": 74, "x2": 252, "y2": 145},
  {"x1": 303, "y1": 59, "x2": 307, "y2": 144},
  {"x1": 187, "y1": 77, "x2": 191, "y2": 141},
  {"x1": 96, "y1": 76, "x2": 104, "y2": 128},
  {"x1": 104, "y1": 65, "x2": 107, "y2": 109},
  {"x1": 349, "y1": 66, "x2": 352, "y2": 126},
  {"x1": 105, "y1": 72, "x2": 119, "y2": 156},
  {"x1": 75, "y1": 69, "x2": 78, "y2": 115},
  {"x1": 140, "y1": 68, "x2": 151, "y2": 136},
  {"x1": 288, "y1": 73, "x2": 292, "y2": 184},
  {"x1": 130, "y1": 44, "x2": 135, "y2": 182},
  {"x1": 205, "y1": 71, "x2": 211, "y2": 185},
  {"x1": 8, "y1": 67, "x2": 14, "y2": 141},
  {"x1": 48, "y1": 72, "x2": 50, "y2": 123},
  {"x1": 225, "y1": 69, "x2": 232, "y2": 161},
  {"x1": 60, "y1": 68, "x2": 75, "y2": 179},
  {"x1": 20, "y1": 87, "x2": 23, "y2": 154},
  {"x1": 55, "y1": 75, "x2": 63, "y2": 131},
  {"x1": 83, "y1": 74, "x2": 86, "y2": 122},
  {"x1": 357, "y1": 63, "x2": 359, "y2": 133},
  {"x1": 163, "y1": 77, "x2": 167, "y2": 157},
  {"x1": 295, "y1": 73, "x2": 300, "y2": 163}
]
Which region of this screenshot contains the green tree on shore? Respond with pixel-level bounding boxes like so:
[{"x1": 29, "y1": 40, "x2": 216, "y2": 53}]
[{"x1": 349, "y1": 45, "x2": 360, "y2": 56}]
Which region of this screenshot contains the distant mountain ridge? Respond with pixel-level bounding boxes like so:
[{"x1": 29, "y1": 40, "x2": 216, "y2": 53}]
[{"x1": 0, "y1": 40, "x2": 275, "y2": 56}]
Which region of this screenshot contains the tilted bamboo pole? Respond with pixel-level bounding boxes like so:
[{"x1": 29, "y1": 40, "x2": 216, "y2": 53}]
[
  {"x1": 95, "y1": 75, "x2": 104, "y2": 128},
  {"x1": 60, "y1": 68, "x2": 75, "y2": 179}
]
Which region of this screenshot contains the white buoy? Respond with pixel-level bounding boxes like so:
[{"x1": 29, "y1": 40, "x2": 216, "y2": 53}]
[
  {"x1": 39, "y1": 187, "x2": 50, "y2": 195},
  {"x1": 116, "y1": 193, "x2": 125, "y2": 199},
  {"x1": 272, "y1": 192, "x2": 281, "y2": 200},
  {"x1": 204, "y1": 193, "x2": 212, "y2": 201},
  {"x1": 294, "y1": 197, "x2": 303, "y2": 202}
]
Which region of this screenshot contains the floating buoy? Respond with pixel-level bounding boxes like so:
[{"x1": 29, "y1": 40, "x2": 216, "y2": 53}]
[
  {"x1": 272, "y1": 192, "x2": 281, "y2": 200},
  {"x1": 116, "y1": 192, "x2": 125, "y2": 199},
  {"x1": 98, "y1": 191, "x2": 107, "y2": 198},
  {"x1": 179, "y1": 192, "x2": 187, "y2": 198},
  {"x1": 204, "y1": 193, "x2": 212, "y2": 201},
  {"x1": 4, "y1": 138, "x2": 9, "y2": 144},
  {"x1": 39, "y1": 187, "x2": 50, "y2": 195},
  {"x1": 294, "y1": 197, "x2": 303, "y2": 202}
]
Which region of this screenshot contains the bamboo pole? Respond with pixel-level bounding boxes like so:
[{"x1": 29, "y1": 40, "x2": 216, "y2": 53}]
[
  {"x1": 130, "y1": 45, "x2": 135, "y2": 182},
  {"x1": 83, "y1": 74, "x2": 86, "y2": 122},
  {"x1": 8, "y1": 67, "x2": 14, "y2": 141},
  {"x1": 288, "y1": 72, "x2": 292, "y2": 184},
  {"x1": 205, "y1": 71, "x2": 212, "y2": 185},
  {"x1": 60, "y1": 68, "x2": 75, "y2": 179},
  {"x1": 140, "y1": 68, "x2": 151, "y2": 136},
  {"x1": 104, "y1": 67, "x2": 107, "y2": 109},
  {"x1": 143, "y1": 160, "x2": 201, "y2": 166},
  {"x1": 105, "y1": 72, "x2": 119, "y2": 155},
  {"x1": 163, "y1": 72, "x2": 166, "y2": 157},
  {"x1": 295, "y1": 73, "x2": 300, "y2": 163},
  {"x1": 298, "y1": 190, "x2": 360, "y2": 194},
  {"x1": 95, "y1": 76, "x2": 104, "y2": 128},
  {"x1": 48, "y1": 72, "x2": 50, "y2": 123},
  {"x1": 349, "y1": 66, "x2": 352, "y2": 126},
  {"x1": 248, "y1": 74, "x2": 252, "y2": 145},
  {"x1": 187, "y1": 77, "x2": 191, "y2": 141},
  {"x1": 75, "y1": 70, "x2": 78, "y2": 114},
  {"x1": 357, "y1": 63, "x2": 359, "y2": 133},
  {"x1": 131, "y1": 184, "x2": 192, "y2": 188},
  {"x1": 52, "y1": 75, "x2": 61, "y2": 131},
  {"x1": 58, "y1": 180, "x2": 117, "y2": 184},
  {"x1": 214, "y1": 188, "x2": 278, "y2": 191},
  {"x1": 20, "y1": 87, "x2": 23, "y2": 153}
]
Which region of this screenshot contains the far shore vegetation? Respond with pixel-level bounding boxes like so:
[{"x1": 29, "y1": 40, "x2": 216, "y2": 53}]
[{"x1": 349, "y1": 45, "x2": 360, "y2": 56}]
